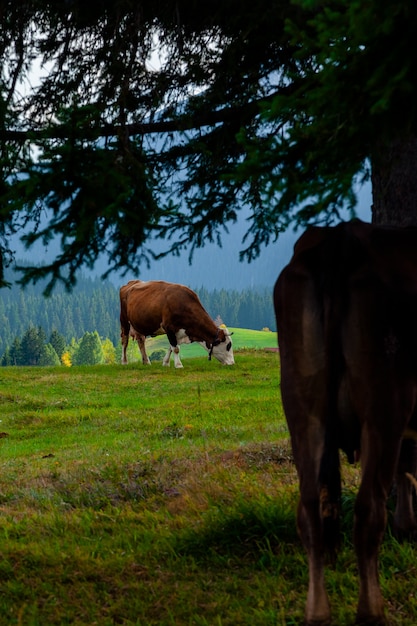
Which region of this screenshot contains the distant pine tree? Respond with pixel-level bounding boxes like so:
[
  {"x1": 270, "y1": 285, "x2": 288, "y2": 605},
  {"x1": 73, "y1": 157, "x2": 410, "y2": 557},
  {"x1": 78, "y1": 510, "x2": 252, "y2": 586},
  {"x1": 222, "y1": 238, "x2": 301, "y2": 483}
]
[
  {"x1": 73, "y1": 331, "x2": 104, "y2": 365},
  {"x1": 49, "y1": 329, "x2": 66, "y2": 358},
  {"x1": 2, "y1": 337, "x2": 20, "y2": 365},
  {"x1": 20, "y1": 326, "x2": 46, "y2": 366},
  {"x1": 39, "y1": 344, "x2": 61, "y2": 366}
]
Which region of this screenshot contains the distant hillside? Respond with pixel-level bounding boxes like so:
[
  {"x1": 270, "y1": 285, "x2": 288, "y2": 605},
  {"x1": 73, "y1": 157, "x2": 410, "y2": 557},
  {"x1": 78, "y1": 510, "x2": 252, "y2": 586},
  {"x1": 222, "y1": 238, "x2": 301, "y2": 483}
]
[{"x1": 143, "y1": 327, "x2": 278, "y2": 361}]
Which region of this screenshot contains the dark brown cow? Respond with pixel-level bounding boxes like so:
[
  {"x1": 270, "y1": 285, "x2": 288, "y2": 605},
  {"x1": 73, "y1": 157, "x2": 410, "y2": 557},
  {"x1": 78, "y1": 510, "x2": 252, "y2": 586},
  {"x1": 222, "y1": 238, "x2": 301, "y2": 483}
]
[
  {"x1": 274, "y1": 220, "x2": 417, "y2": 625},
  {"x1": 120, "y1": 279, "x2": 234, "y2": 367}
]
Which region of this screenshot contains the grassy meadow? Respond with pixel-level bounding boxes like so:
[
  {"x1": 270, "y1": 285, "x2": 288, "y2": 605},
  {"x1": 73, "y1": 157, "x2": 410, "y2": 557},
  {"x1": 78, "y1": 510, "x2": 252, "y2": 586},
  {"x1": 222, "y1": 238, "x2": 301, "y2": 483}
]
[
  {"x1": 128, "y1": 327, "x2": 278, "y2": 362},
  {"x1": 0, "y1": 348, "x2": 416, "y2": 625}
]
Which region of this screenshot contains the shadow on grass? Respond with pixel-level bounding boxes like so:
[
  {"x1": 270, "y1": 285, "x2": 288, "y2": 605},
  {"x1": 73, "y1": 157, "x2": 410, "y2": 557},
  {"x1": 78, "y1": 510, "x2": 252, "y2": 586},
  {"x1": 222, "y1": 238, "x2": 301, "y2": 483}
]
[
  {"x1": 173, "y1": 486, "x2": 377, "y2": 567},
  {"x1": 173, "y1": 497, "x2": 300, "y2": 567}
]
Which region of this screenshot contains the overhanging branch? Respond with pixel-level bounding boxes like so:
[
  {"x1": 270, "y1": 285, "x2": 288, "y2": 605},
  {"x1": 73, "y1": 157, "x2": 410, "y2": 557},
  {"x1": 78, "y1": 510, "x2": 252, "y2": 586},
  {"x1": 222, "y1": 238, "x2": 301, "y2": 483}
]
[{"x1": 1, "y1": 91, "x2": 284, "y2": 144}]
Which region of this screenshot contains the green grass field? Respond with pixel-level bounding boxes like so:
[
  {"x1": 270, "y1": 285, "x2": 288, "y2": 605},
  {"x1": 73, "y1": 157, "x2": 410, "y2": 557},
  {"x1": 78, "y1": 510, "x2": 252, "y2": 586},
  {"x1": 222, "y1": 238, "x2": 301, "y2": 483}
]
[
  {"x1": 0, "y1": 349, "x2": 416, "y2": 625},
  {"x1": 126, "y1": 327, "x2": 278, "y2": 362}
]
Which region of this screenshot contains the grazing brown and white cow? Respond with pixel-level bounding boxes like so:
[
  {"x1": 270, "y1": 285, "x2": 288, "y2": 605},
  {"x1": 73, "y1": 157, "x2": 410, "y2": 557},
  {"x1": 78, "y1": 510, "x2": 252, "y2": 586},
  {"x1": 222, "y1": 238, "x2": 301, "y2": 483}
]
[
  {"x1": 274, "y1": 220, "x2": 417, "y2": 625},
  {"x1": 120, "y1": 280, "x2": 234, "y2": 368}
]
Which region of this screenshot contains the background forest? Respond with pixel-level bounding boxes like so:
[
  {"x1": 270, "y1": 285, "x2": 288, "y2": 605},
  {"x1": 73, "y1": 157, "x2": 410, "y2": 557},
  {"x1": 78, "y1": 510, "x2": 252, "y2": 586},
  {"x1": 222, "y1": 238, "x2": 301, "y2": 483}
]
[{"x1": 0, "y1": 265, "x2": 275, "y2": 365}]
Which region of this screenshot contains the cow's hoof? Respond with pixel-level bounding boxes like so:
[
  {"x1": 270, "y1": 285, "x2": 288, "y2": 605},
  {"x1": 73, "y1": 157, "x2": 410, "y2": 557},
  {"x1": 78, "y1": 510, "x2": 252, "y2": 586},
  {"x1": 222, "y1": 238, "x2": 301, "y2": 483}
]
[
  {"x1": 304, "y1": 618, "x2": 331, "y2": 626},
  {"x1": 355, "y1": 611, "x2": 387, "y2": 625}
]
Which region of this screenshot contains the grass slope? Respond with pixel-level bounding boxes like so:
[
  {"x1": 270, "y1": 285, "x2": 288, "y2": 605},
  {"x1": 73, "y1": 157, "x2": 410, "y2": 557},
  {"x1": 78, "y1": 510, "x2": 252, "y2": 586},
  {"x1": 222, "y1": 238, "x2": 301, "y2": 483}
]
[
  {"x1": 132, "y1": 327, "x2": 278, "y2": 362},
  {"x1": 0, "y1": 351, "x2": 415, "y2": 625}
]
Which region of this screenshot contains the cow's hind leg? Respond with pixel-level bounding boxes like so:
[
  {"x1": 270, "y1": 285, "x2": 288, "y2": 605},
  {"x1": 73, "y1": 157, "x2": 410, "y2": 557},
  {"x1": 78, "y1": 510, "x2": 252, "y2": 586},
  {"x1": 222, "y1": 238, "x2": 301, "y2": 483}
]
[
  {"x1": 293, "y1": 427, "x2": 336, "y2": 626},
  {"x1": 354, "y1": 425, "x2": 402, "y2": 625},
  {"x1": 121, "y1": 329, "x2": 129, "y2": 364},
  {"x1": 137, "y1": 335, "x2": 151, "y2": 365},
  {"x1": 298, "y1": 498, "x2": 332, "y2": 626},
  {"x1": 277, "y1": 268, "x2": 334, "y2": 624}
]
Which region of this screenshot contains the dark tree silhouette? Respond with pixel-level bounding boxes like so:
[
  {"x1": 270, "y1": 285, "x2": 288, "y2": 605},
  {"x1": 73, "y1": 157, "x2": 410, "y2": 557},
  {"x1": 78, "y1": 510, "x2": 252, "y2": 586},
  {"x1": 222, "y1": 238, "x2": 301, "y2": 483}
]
[{"x1": 0, "y1": 1, "x2": 415, "y2": 291}]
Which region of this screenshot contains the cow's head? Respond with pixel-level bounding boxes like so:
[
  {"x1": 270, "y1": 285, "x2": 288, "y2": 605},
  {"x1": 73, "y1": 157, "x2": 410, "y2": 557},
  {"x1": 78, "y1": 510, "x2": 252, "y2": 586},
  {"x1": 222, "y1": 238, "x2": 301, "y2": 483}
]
[{"x1": 207, "y1": 326, "x2": 235, "y2": 365}]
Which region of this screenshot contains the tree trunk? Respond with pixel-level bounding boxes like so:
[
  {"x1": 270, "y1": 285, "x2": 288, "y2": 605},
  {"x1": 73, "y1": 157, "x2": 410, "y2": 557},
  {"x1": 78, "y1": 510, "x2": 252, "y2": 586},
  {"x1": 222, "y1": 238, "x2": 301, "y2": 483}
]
[{"x1": 371, "y1": 135, "x2": 417, "y2": 227}]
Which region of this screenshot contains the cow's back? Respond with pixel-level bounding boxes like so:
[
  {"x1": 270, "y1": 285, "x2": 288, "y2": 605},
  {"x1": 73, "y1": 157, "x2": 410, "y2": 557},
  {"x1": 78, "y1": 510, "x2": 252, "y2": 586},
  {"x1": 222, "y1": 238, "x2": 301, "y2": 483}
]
[{"x1": 123, "y1": 280, "x2": 206, "y2": 336}]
